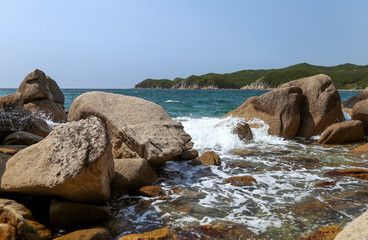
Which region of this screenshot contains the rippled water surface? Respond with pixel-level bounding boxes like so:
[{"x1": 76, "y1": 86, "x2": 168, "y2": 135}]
[{"x1": 1, "y1": 88, "x2": 367, "y2": 239}]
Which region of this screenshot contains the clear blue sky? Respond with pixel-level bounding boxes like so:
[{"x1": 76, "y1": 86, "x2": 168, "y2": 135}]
[{"x1": 1, "y1": 0, "x2": 367, "y2": 88}]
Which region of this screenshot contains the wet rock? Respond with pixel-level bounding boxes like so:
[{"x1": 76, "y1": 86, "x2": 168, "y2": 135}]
[
  {"x1": 299, "y1": 225, "x2": 341, "y2": 240},
  {"x1": 111, "y1": 158, "x2": 157, "y2": 197},
  {"x1": 179, "y1": 148, "x2": 199, "y2": 160},
  {"x1": 314, "y1": 181, "x2": 337, "y2": 188},
  {"x1": 352, "y1": 99, "x2": 368, "y2": 134},
  {"x1": 0, "y1": 223, "x2": 16, "y2": 240},
  {"x1": 233, "y1": 150, "x2": 253, "y2": 155},
  {"x1": 1, "y1": 116, "x2": 114, "y2": 203},
  {"x1": 324, "y1": 168, "x2": 368, "y2": 180},
  {"x1": 317, "y1": 120, "x2": 364, "y2": 144},
  {"x1": 119, "y1": 227, "x2": 172, "y2": 240},
  {"x1": 335, "y1": 208, "x2": 368, "y2": 240},
  {"x1": 232, "y1": 122, "x2": 253, "y2": 141},
  {"x1": 280, "y1": 74, "x2": 345, "y2": 138},
  {"x1": 3, "y1": 131, "x2": 44, "y2": 146},
  {"x1": 68, "y1": 91, "x2": 194, "y2": 166},
  {"x1": 225, "y1": 176, "x2": 257, "y2": 186},
  {"x1": 139, "y1": 186, "x2": 165, "y2": 197},
  {"x1": 0, "y1": 147, "x2": 19, "y2": 156},
  {"x1": 0, "y1": 198, "x2": 51, "y2": 240},
  {"x1": 224, "y1": 87, "x2": 302, "y2": 139},
  {"x1": 17, "y1": 69, "x2": 66, "y2": 123},
  {"x1": 227, "y1": 161, "x2": 257, "y2": 170},
  {"x1": 54, "y1": 227, "x2": 112, "y2": 240},
  {"x1": 49, "y1": 199, "x2": 111, "y2": 228},
  {"x1": 349, "y1": 142, "x2": 368, "y2": 155},
  {"x1": 194, "y1": 151, "x2": 221, "y2": 166}
]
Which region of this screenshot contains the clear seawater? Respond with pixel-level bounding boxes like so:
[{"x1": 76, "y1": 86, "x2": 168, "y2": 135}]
[{"x1": 1, "y1": 89, "x2": 367, "y2": 239}]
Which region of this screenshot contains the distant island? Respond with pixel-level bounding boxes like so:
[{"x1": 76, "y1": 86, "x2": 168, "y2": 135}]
[{"x1": 134, "y1": 63, "x2": 368, "y2": 90}]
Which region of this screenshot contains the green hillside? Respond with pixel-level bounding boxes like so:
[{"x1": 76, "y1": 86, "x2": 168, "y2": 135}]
[{"x1": 134, "y1": 63, "x2": 368, "y2": 89}]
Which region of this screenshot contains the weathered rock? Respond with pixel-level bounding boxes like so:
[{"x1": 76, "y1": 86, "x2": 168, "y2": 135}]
[
  {"x1": 68, "y1": 92, "x2": 194, "y2": 166},
  {"x1": 111, "y1": 158, "x2": 157, "y2": 196},
  {"x1": 334, "y1": 208, "x2": 368, "y2": 240},
  {"x1": 195, "y1": 151, "x2": 221, "y2": 166},
  {"x1": 314, "y1": 181, "x2": 336, "y2": 188},
  {"x1": 49, "y1": 199, "x2": 111, "y2": 227},
  {"x1": 317, "y1": 120, "x2": 364, "y2": 144},
  {"x1": 300, "y1": 225, "x2": 341, "y2": 240},
  {"x1": 54, "y1": 227, "x2": 112, "y2": 240},
  {"x1": 324, "y1": 168, "x2": 368, "y2": 180},
  {"x1": 342, "y1": 90, "x2": 368, "y2": 109},
  {"x1": 232, "y1": 123, "x2": 253, "y2": 141},
  {"x1": 225, "y1": 176, "x2": 257, "y2": 186},
  {"x1": 179, "y1": 149, "x2": 199, "y2": 161},
  {"x1": 0, "y1": 198, "x2": 51, "y2": 240},
  {"x1": 0, "y1": 153, "x2": 11, "y2": 183},
  {"x1": 1, "y1": 116, "x2": 114, "y2": 203},
  {"x1": 3, "y1": 131, "x2": 44, "y2": 146},
  {"x1": 224, "y1": 87, "x2": 302, "y2": 139},
  {"x1": 139, "y1": 186, "x2": 165, "y2": 197},
  {"x1": 0, "y1": 223, "x2": 16, "y2": 240},
  {"x1": 17, "y1": 69, "x2": 64, "y2": 104},
  {"x1": 0, "y1": 145, "x2": 27, "y2": 155},
  {"x1": 349, "y1": 142, "x2": 368, "y2": 155},
  {"x1": 119, "y1": 227, "x2": 171, "y2": 240},
  {"x1": 352, "y1": 99, "x2": 368, "y2": 134},
  {"x1": 280, "y1": 74, "x2": 345, "y2": 138},
  {"x1": 0, "y1": 93, "x2": 24, "y2": 111},
  {"x1": 24, "y1": 99, "x2": 66, "y2": 123}
]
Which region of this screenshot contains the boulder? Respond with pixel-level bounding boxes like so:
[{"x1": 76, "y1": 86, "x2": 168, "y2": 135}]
[
  {"x1": 139, "y1": 186, "x2": 165, "y2": 197},
  {"x1": 0, "y1": 223, "x2": 16, "y2": 240},
  {"x1": 224, "y1": 87, "x2": 302, "y2": 139},
  {"x1": 300, "y1": 225, "x2": 341, "y2": 240},
  {"x1": 317, "y1": 120, "x2": 364, "y2": 144},
  {"x1": 334, "y1": 208, "x2": 368, "y2": 240},
  {"x1": 3, "y1": 131, "x2": 44, "y2": 146},
  {"x1": 342, "y1": 90, "x2": 368, "y2": 109},
  {"x1": 349, "y1": 142, "x2": 368, "y2": 155},
  {"x1": 0, "y1": 198, "x2": 51, "y2": 240},
  {"x1": 49, "y1": 199, "x2": 111, "y2": 227},
  {"x1": 0, "y1": 93, "x2": 24, "y2": 111},
  {"x1": 0, "y1": 153, "x2": 11, "y2": 183},
  {"x1": 232, "y1": 123, "x2": 253, "y2": 141},
  {"x1": 24, "y1": 99, "x2": 66, "y2": 123},
  {"x1": 225, "y1": 176, "x2": 257, "y2": 187},
  {"x1": 1, "y1": 116, "x2": 114, "y2": 203},
  {"x1": 68, "y1": 92, "x2": 194, "y2": 166},
  {"x1": 111, "y1": 158, "x2": 157, "y2": 196},
  {"x1": 194, "y1": 151, "x2": 221, "y2": 166},
  {"x1": 352, "y1": 99, "x2": 368, "y2": 134},
  {"x1": 17, "y1": 69, "x2": 66, "y2": 123},
  {"x1": 53, "y1": 227, "x2": 112, "y2": 240},
  {"x1": 280, "y1": 74, "x2": 345, "y2": 138}
]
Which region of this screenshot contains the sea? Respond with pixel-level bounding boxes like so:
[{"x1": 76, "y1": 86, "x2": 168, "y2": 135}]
[{"x1": 1, "y1": 89, "x2": 367, "y2": 239}]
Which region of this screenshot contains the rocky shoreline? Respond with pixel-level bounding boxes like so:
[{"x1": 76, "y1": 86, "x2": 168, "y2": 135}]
[{"x1": 0, "y1": 70, "x2": 367, "y2": 239}]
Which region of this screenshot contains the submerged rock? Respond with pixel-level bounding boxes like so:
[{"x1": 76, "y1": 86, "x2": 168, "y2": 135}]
[
  {"x1": 317, "y1": 120, "x2": 364, "y2": 144},
  {"x1": 54, "y1": 227, "x2": 112, "y2": 240},
  {"x1": 68, "y1": 91, "x2": 194, "y2": 166},
  {"x1": 1, "y1": 116, "x2": 114, "y2": 203},
  {"x1": 280, "y1": 74, "x2": 344, "y2": 138},
  {"x1": 299, "y1": 225, "x2": 341, "y2": 240},
  {"x1": 334, "y1": 208, "x2": 368, "y2": 240},
  {"x1": 139, "y1": 186, "x2": 165, "y2": 197},
  {"x1": 324, "y1": 168, "x2": 368, "y2": 180},
  {"x1": 351, "y1": 99, "x2": 368, "y2": 134},
  {"x1": 193, "y1": 151, "x2": 221, "y2": 166},
  {"x1": 119, "y1": 227, "x2": 172, "y2": 240},
  {"x1": 225, "y1": 176, "x2": 257, "y2": 186},
  {"x1": 224, "y1": 87, "x2": 302, "y2": 139},
  {"x1": 349, "y1": 142, "x2": 368, "y2": 155}
]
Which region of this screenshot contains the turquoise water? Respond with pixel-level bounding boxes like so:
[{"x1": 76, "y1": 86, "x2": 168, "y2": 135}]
[{"x1": 0, "y1": 89, "x2": 361, "y2": 118}]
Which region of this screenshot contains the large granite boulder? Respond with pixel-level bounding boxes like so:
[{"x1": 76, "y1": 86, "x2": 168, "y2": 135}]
[
  {"x1": 351, "y1": 99, "x2": 368, "y2": 134},
  {"x1": 317, "y1": 120, "x2": 364, "y2": 144},
  {"x1": 334, "y1": 208, "x2": 368, "y2": 240},
  {"x1": 1, "y1": 116, "x2": 114, "y2": 203},
  {"x1": 0, "y1": 198, "x2": 51, "y2": 240},
  {"x1": 342, "y1": 90, "x2": 368, "y2": 109},
  {"x1": 111, "y1": 158, "x2": 157, "y2": 196},
  {"x1": 68, "y1": 92, "x2": 194, "y2": 166},
  {"x1": 224, "y1": 87, "x2": 302, "y2": 139},
  {"x1": 280, "y1": 74, "x2": 344, "y2": 138},
  {"x1": 17, "y1": 69, "x2": 66, "y2": 123}
]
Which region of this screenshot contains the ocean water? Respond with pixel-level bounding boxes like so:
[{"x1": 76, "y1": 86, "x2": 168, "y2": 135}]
[{"x1": 1, "y1": 88, "x2": 367, "y2": 239}]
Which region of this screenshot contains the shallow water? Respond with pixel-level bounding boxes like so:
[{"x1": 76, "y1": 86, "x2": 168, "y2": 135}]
[{"x1": 1, "y1": 88, "x2": 367, "y2": 239}]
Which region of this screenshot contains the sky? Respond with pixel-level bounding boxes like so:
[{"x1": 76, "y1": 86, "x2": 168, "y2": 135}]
[{"x1": 0, "y1": 0, "x2": 367, "y2": 88}]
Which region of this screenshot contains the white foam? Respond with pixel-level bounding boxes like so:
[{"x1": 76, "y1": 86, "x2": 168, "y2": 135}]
[{"x1": 166, "y1": 100, "x2": 181, "y2": 103}]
